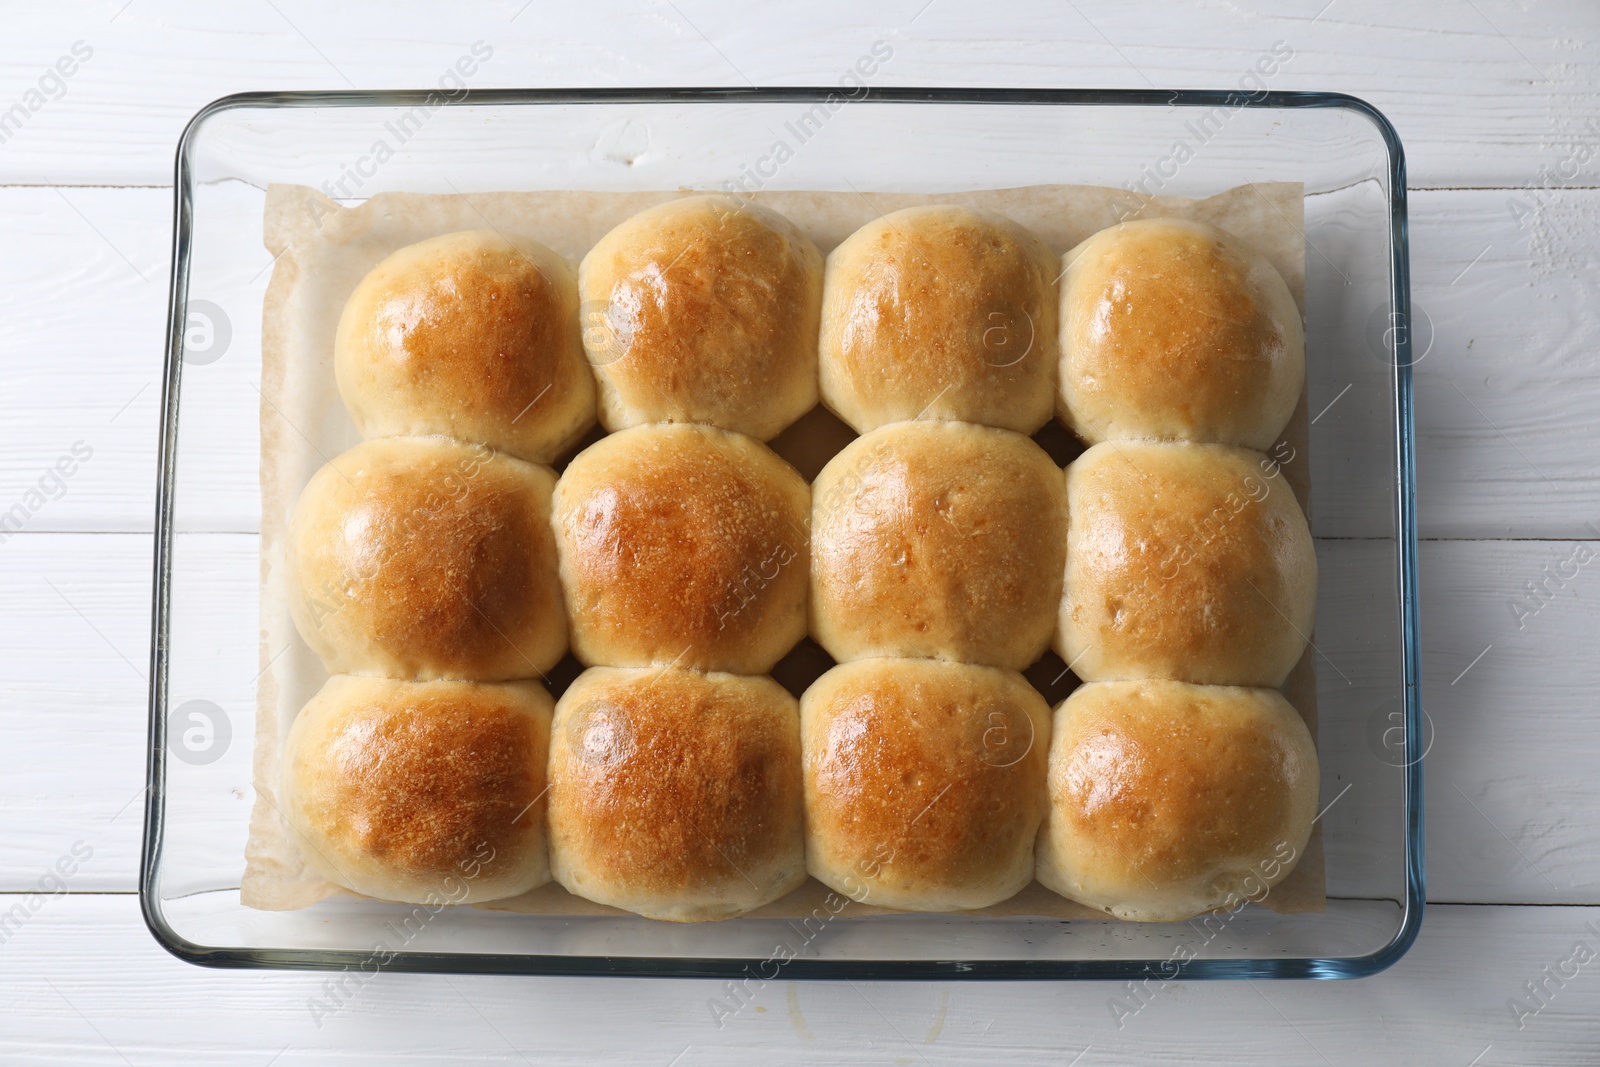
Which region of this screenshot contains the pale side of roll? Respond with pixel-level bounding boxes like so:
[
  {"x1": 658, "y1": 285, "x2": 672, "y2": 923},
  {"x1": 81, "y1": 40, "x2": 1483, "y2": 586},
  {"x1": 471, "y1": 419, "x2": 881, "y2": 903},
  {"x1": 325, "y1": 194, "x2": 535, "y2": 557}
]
[
  {"x1": 1056, "y1": 440, "x2": 1317, "y2": 688},
  {"x1": 547, "y1": 666, "x2": 806, "y2": 921},
  {"x1": 1036, "y1": 679, "x2": 1319, "y2": 922},
  {"x1": 1058, "y1": 218, "x2": 1304, "y2": 450},
  {"x1": 281, "y1": 674, "x2": 553, "y2": 905}
]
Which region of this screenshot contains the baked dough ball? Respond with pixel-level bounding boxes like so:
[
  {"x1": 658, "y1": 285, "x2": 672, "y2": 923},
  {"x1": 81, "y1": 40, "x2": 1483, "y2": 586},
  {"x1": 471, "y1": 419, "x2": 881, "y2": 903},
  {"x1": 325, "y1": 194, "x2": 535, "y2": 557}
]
[
  {"x1": 281, "y1": 675, "x2": 553, "y2": 905},
  {"x1": 1058, "y1": 218, "x2": 1304, "y2": 450},
  {"x1": 1056, "y1": 441, "x2": 1316, "y2": 688},
  {"x1": 335, "y1": 230, "x2": 596, "y2": 464},
  {"x1": 811, "y1": 421, "x2": 1065, "y2": 670},
  {"x1": 1036, "y1": 680, "x2": 1318, "y2": 922},
  {"x1": 819, "y1": 205, "x2": 1059, "y2": 434},
  {"x1": 801, "y1": 659, "x2": 1049, "y2": 912},
  {"x1": 547, "y1": 666, "x2": 806, "y2": 921},
  {"x1": 551, "y1": 424, "x2": 809, "y2": 673},
  {"x1": 288, "y1": 437, "x2": 566, "y2": 681},
  {"x1": 578, "y1": 195, "x2": 823, "y2": 439}
]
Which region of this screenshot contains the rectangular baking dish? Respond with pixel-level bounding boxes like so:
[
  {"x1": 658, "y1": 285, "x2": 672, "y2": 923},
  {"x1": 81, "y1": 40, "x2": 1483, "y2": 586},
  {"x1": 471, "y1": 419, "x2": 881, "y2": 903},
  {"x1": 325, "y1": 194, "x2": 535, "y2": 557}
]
[{"x1": 143, "y1": 87, "x2": 1422, "y2": 979}]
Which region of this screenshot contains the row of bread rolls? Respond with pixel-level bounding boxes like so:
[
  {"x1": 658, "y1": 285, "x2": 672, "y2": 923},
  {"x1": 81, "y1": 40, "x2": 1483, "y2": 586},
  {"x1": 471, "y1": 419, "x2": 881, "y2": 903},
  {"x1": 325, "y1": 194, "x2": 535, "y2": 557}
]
[
  {"x1": 799, "y1": 211, "x2": 1066, "y2": 919},
  {"x1": 332, "y1": 195, "x2": 1306, "y2": 456},
  {"x1": 281, "y1": 664, "x2": 1317, "y2": 922},
  {"x1": 537, "y1": 244, "x2": 812, "y2": 920},
  {"x1": 1048, "y1": 208, "x2": 1320, "y2": 918},
  {"x1": 284, "y1": 428, "x2": 1317, "y2": 692},
  {"x1": 280, "y1": 193, "x2": 1319, "y2": 922},
  {"x1": 288, "y1": 223, "x2": 573, "y2": 914}
]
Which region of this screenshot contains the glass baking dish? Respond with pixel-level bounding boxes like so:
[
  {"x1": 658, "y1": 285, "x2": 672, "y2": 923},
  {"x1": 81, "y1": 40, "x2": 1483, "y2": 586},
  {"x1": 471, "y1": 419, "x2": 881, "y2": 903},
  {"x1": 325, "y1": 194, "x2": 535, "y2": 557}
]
[{"x1": 143, "y1": 87, "x2": 1422, "y2": 979}]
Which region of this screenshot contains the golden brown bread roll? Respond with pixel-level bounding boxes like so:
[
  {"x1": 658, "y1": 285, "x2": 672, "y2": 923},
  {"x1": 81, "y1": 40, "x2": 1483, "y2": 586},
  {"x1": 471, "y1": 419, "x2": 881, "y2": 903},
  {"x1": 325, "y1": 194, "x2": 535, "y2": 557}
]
[
  {"x1": 287, "y1": 436, "x2": 566, "y2": 681},
  {"x1": 1058, "y1": 218, "x2": 1304, "y2": 450},
  {"x1": 335, "y1": 230, "x2": 596, "y2": 464},
  {"x1": 819, "y1": 205, "x2": 1059, "y2": 434},
  {"x1": 810, "y1": 421, "x2": 1066, "y2": 670},
  {"x1": 801, "y1": 659, "x2": 1050, "y2": 911},
  {"x1": 1036, "y1": 679, "x2": 1318, "y2": 922},
  {"x1": 551, "y1": 423, "x2": 809, "y2": 673},
  {"x1": 547, "y1": 666, "x2": 806, "y2": 921},
  {"x1": 578, "y1": 195, "x2": 823, "y2": 439},
  {"x1": 281, "y1": 675, "x2": 553, "y2": 905},
  {"x1": 1056, "y1": 441, "x2": 1316, "y2": 688}
]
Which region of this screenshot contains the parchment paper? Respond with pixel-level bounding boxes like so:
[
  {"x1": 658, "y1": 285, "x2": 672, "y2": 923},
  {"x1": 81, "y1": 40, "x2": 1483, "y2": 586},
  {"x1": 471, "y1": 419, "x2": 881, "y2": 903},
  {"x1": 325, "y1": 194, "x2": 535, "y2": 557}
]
[{"x1": 244, "y1": 180, "x2": 1322, "y2": 921}]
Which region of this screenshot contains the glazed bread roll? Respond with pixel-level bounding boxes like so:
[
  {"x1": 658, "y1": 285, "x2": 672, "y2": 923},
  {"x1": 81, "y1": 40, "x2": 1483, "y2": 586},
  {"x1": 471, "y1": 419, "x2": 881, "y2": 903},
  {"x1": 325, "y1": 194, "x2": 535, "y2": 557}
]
[
  {"x1": 810, "y1": 421, "x2": 1066, "y2": 670},
  {"x1": 819, "y1": 205, "x2": 1059, "y2": 434},
  {"x1": 1057, "y1": 441, "x2": 1316, "y2": 688},
  {"x1": 335, "y1": 230, "x2": 596, "y2": 464},
  {"x1": 1058, "y1": 218, "x2": 1304, "y2": 450},
  {"x1": 551, "y1": 424, "x2": 809, "y2": 673},
  {"x1": 547, "y1": 666, "x2": 806, "y2": 921},
  {"x1": 288, "y1": 437, "x2": 566, "y2": 681},
  {"x1": 579, "y1": 195, "x2": 823, "y2": 439},
  {"x1": 801, "y1": 659, "x2": 1049, "y2": 912},
  {"x1": 281, "y1": 675, "x2": 553, "y2": 905},
  {"x1": 1036, "y1": 680, "x2": 1319, "y2": 922}
]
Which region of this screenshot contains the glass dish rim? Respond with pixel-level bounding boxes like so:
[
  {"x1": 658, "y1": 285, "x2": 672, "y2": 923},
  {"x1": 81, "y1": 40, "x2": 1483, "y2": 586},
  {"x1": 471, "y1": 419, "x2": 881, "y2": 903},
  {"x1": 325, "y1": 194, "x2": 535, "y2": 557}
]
[{"x1": 142, "y1": 85, "x2": 1424, "y2": 980}]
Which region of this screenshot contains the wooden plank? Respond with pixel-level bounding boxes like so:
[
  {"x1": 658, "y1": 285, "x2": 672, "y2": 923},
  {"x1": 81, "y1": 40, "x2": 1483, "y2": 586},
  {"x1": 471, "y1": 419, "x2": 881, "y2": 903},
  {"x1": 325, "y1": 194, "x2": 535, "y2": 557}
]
[
  {"x1": 0, "y1": 183, "x2": 261, "y2": 534},
  {"x1": 0, "y1": 185, "x2": 169, "y2": 534},
  {"x1": 0, "y1": 0, "x2": 1596, "y2": 189},
  {"x1": 1409, "y1": 188, "x2": 1600, "y2": 539},
  {"x1": 3, "y1": 183, "x2": 1600, "y2": 537},
  {"x1": 5, "y1": 532, "x2": 1599, "y2": 906},
  {"x1": 0, "y1": 894, "x2": 1591, "y2": 1065},
  {"x1": 0, "y1": 533, "x2": 254, "y2": 894}
]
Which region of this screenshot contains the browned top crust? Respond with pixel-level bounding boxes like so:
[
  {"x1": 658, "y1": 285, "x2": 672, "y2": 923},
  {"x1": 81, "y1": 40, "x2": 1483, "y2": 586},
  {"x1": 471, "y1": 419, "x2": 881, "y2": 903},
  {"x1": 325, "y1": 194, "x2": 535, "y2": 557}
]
[
  {"x1": 335, "y1": 230, "x2": 595, "y2": 464},
  {"x1": 810, "y1": 421, "x2": 1065, "y2": 670},
  {"x1": 579, "y1": 195, "x2": 823, "y2": 439},
  {"x1": 551, "y1": 424, "x2": 810, "y2": 673},
  {"x1": 819, "y1": 205, "x2": 1059, "y2": 434},
  {"x1": 288, "y1": 437, "x2": 565, "y2": 681},
  {"x1": 1048, "y1": 679, "x2": 1317, "y2": 886},
  {"x1": 283, "y1": 675, "x2": 552, "y2": 900},
  {"x1": 1059, "y1": 440, "x2": 1316, "y2": 687},
  {"x1": 801, "y1": 659, "x2": 1049, "y2": 891},
  {"x1": 548, "y1": 667, "x2": 803, "y2": 902},
  {"x1": 1058, "y1": 218, "x2": 1303, "y2": 450}
]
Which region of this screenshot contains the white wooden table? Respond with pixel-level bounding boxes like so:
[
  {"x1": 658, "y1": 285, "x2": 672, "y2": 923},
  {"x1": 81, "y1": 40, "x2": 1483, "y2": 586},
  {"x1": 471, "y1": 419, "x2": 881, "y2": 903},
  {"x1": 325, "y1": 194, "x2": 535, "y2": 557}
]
[{"x1": 4, "y1": 1, "x2": 1598, "y2": 1062}]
